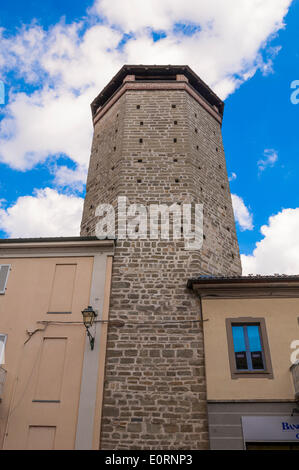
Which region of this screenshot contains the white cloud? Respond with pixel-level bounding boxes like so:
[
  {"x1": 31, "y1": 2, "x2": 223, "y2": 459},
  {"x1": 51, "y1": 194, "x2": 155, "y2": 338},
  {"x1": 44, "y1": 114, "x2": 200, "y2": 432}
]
[
  {"x1": 53, "y1": 165, "x2": 88, "y2": 192},
  {"x1": 95, "y1": 0, "x2": 292, "y2": 97},
  {"x1": 229, "y1": 172, "x2": 237, "y2": 182},
  {"x1": 241, "y1": 208, "x2": 299, "y2": 275},
  {"x1": 0, "y1": 22, "x2": 123, "y2": 170},
  {"x1": 0, "y1": 0, "x2": 292, "y2": 174},
  {"x1": 258, "y1": 148, "x2": 278, "y2": 173},
  {"x1": 0, "y1": 25, "x2": 47, "y2": 82},
  {"x1": 232, "y1": 194, "x2": 254, "y2": 231},
  {"x1": 0, "y1": 188, "x2": 83, "y2": 238},
  {"x1": 0, "y1": 87, "x2": 94, "y2": 170},
  {"x1": 93, "y1": 0, "x2": 290, "y2": 36}
]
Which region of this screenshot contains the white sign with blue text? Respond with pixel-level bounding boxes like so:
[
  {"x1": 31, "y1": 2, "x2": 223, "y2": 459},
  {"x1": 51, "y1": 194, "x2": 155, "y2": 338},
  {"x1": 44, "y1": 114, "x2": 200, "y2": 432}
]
[{"x1": 242, "y1": 416, "x2": 299, "y2": 442}]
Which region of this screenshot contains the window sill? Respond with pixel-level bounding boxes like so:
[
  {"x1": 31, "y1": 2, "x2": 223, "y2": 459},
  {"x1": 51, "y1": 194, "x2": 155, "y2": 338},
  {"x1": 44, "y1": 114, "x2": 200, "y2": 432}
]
[{"x1": 231, "y1": 370, "x2": 273, "y2": 379}]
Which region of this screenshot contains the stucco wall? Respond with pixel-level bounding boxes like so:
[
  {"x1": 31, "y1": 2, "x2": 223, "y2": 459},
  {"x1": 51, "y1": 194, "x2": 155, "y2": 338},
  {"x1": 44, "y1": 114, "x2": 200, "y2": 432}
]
[
  {"x1": 0, "y1": 243, "x2": 114, "y2": 450},
  {"x1": 202, "y1": 297, "x2": 299, "y2": 401}
]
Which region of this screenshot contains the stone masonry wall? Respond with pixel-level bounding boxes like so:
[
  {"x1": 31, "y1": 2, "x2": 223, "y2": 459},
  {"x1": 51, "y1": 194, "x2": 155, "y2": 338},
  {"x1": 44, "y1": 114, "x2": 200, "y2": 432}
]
[{"x1": 81, "y1": 86, "x2": 242, "y2": 449}]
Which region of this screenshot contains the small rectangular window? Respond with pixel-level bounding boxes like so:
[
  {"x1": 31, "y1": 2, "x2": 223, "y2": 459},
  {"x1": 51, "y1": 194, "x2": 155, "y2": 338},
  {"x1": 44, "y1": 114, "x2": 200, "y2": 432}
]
[
  {"x1": 226, "y1": 317, "x2": 273, "y2": 379},
  {"x1": 0, "y1": 334, "x2": 7, "y2": 365},
  {"x1": 0, "y1": 265, "x2": 10, "y2": 295},
  {"x1": 232, "y1": 324, "x2": 265, "y2": 371}
]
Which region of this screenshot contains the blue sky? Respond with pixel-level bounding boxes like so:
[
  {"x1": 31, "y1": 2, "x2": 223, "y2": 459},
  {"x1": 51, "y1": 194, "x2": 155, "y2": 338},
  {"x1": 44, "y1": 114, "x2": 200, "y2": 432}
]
[
  {"x1": 0, "y1": 0, "x2": 94, "y2": 30},
  {"x1": 0, "y1": 0, "x2": 298, "y2": 274},
  {"x1": 224, "y1": 0, "x2": 299, "y2": 253}
]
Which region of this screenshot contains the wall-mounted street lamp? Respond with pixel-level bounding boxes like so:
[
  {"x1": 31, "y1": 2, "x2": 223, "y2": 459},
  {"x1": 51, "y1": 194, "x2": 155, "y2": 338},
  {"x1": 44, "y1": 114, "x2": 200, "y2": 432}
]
[{"x1": 82, "y1": 306, "x2": 98, "y2": 350}]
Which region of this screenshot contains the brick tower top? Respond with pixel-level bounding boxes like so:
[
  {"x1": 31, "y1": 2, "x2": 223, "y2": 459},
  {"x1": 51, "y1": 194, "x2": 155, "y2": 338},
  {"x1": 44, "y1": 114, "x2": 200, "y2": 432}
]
[
  {"x1": 91, "y1": 65, "x2": 224, "y2": 124},
  {"x1": 81, "y1": 63, "x2": 241, "y2": 276}
]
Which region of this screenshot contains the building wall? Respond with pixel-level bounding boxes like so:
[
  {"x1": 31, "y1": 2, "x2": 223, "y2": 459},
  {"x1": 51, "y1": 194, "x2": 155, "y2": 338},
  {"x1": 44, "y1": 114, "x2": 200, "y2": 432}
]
[
  {"x1": 0, "y1": 241, "x2": 114, "y2": 450},
  {"x1": 207, "y1": 402, "x2": 297, "y2": 450},
  {"x1": 81, "y1": 77, "x2": 241, "y2": 449},
  {"x1": 201, "y1": 295, "x2": 299, "y2": 450},
  {"x1": 202, "y1": 297, "x2": 299, "y2": 401}
]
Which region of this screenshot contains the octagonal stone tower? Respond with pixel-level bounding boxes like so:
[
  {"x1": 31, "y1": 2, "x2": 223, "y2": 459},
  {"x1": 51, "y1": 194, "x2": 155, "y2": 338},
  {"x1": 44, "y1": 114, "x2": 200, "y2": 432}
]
[{"x1": 81, "y1": 65, "x2": 241, "y2": 449}]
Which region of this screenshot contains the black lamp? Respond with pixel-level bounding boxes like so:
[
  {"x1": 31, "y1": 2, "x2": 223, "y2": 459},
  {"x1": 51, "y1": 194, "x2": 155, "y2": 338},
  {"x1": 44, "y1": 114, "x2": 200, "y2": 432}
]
[{"x1": 81, "y1": 306, "x2": 97, "y2": 350}]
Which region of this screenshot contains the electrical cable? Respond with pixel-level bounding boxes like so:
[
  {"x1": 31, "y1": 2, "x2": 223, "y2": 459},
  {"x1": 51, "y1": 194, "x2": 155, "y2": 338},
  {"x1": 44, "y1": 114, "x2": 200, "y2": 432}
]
[{"x1": 36, "y1": 319, "x2": 207, "y2": 327}]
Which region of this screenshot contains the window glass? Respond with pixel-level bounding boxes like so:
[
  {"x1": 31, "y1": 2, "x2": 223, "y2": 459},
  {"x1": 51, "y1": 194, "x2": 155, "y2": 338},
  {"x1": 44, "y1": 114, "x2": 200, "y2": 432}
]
[
  {"x1": 251, "y1": 351, "x2": 264, "y2": 369},
  {"x1": 247, "y1": 325, "x2": 264, "y2": 370},
  {"x1": 232, "y1": 326, "x2": 247, "y2": 370},
  {"x1": 235, "y1": 351, "x2": 248, "y2": 370},
  {"x1": 232, "y1": 324, "x2": 265, "y2": 371},
  {"x1": 232, "y1": 326, "x2": 246, "y2": 352},
  {"x1": 247, "y1": 325, "x2": 262, "y2": 351},
  {"x1": 0, "y1": 334, "x2": 6, "y2": 365}
]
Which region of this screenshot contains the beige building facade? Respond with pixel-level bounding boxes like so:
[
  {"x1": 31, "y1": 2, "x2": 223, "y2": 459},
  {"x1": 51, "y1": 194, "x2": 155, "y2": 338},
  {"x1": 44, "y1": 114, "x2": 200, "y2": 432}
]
[
  {"x1": 188, "y1": 275, "x2": 299, "y2": 450},
  {"x1": 0, "y1": 237, "x2": 114, "y2": 450}
]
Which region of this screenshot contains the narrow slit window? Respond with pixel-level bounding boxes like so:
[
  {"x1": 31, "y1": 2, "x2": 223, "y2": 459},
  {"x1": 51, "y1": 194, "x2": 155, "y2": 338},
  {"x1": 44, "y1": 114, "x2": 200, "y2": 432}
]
[
  {"x1": 0, "y1": 265, "x2": 10, "y2": 295},
  {"x1": 0, "y1": 334, "x2": 7, "y2": 364}
]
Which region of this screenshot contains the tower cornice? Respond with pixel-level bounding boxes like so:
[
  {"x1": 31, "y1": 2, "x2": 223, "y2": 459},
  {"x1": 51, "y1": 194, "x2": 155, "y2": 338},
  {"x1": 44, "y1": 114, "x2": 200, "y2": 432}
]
[{"x1": 91, "y1": 65, "x2": 224, "y2": 125}]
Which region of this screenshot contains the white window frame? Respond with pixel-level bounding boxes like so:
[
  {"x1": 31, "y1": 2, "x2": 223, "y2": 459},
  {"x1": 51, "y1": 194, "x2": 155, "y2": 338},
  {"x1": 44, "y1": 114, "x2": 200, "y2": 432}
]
[
  {"x1": 0, "y1": 264, "x2": 11, "y2": 295},
  {"x1": 0, "y1": 334, "x2": 7, "y2": 365}
]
